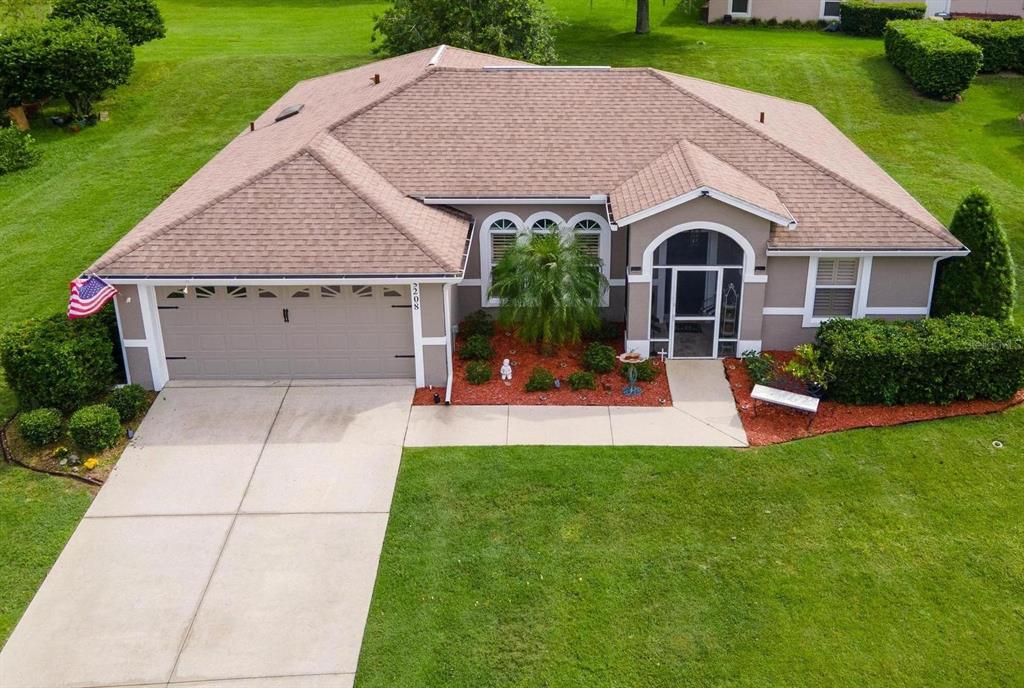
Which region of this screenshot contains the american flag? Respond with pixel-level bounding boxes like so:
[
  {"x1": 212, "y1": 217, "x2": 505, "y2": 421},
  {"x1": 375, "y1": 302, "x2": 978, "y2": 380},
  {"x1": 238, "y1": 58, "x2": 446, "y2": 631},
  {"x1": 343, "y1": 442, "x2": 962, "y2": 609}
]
[{"x1": 68, "y1": 275, "x2": 118, "y2": 319}]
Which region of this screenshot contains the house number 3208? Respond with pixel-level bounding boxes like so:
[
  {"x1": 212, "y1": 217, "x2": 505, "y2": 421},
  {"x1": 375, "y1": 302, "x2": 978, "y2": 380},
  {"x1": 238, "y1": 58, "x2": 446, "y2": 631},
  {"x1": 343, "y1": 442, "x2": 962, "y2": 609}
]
[{"x1": 411, "y1": 283, "x2": 420, "y2": 311}]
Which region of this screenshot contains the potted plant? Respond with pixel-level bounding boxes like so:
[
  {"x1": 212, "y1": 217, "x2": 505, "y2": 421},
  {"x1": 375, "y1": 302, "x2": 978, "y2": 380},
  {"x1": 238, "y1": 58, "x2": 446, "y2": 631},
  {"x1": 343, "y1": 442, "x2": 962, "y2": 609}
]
[{"x1": 784, "y1": 344, "x2": 833, "y2": 398}]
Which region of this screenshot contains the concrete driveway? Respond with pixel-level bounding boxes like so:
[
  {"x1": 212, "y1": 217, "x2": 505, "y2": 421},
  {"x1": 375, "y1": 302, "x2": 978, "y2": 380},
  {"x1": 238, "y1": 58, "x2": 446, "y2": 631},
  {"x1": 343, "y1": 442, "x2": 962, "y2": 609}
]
[{"x1": 0, "y1": 380, "x2": 414, "y2": 688}]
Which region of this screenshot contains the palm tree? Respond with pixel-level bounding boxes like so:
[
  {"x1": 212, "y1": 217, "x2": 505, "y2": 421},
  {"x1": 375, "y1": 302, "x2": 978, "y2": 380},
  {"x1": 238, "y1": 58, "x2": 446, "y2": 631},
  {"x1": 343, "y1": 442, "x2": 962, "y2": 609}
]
[{"x1": 488, "y1": 230, "x2": 607, "y2": 350}]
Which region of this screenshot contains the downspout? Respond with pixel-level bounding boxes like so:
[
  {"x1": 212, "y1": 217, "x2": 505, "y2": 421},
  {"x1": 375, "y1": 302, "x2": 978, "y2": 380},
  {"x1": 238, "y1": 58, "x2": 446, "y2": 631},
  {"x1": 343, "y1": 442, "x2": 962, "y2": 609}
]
[{"x1": 442, "y1": 282, "x2": 454, "y2": 404}]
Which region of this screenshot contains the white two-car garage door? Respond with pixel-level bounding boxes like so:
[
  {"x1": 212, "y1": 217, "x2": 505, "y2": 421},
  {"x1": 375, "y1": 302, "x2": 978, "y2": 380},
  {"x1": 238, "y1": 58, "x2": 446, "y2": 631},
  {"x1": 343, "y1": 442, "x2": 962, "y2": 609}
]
[{"x1": 156, "y1": 284, "x2": 415, "y2": 380}]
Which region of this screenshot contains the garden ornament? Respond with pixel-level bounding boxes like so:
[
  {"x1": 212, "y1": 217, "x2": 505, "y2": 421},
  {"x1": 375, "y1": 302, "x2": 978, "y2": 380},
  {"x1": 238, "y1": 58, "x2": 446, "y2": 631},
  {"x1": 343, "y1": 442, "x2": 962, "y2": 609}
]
[{"x1": 500, "y1": 359, "x2": 513, "y2": 381}]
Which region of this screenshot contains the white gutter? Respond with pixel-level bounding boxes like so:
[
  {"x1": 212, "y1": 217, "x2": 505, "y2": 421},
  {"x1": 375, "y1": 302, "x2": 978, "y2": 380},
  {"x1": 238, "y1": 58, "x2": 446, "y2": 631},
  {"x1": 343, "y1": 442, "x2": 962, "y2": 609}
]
[
  {"x1": 100, "y1": 275, "x2": 462, "y2": 286},
  {"x1": 423, "y1": 195, "x2": 607, "y2": 205},
  {"x1": 765, "y1": 249, "x2": 968, "y2": 257},
  {"x1": 442, "y1": 283, "x2": 455, "y2": 404}
]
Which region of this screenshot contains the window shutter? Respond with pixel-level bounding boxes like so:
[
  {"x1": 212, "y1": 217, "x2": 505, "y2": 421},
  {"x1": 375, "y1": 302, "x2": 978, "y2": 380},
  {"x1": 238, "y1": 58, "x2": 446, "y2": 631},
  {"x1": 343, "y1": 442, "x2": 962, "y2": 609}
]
[
  {"x1": 813, "y1": 288, "x2": 855, "y2": 317},
  {"x1": 491, "y1": 233, "x2": 516, "y2": 265},
  {"x1": 575, "y1": 233, "x2": 601, "y2": 259},
  {"x1": 816, "y1": 258, "x2": 859, "y2": 286}
]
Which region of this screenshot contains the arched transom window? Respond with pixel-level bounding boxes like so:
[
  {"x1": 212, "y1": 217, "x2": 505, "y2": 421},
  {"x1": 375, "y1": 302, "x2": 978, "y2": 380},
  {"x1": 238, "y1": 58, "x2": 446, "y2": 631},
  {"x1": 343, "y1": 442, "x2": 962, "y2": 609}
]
[
  {"x1": 529, "y1": 217, "x2": 560, "y2": 234},
  {"x1": 571, "y1": 218, "x2": 602, "y2": 260},
  {"x1": 488, "y1": 217, "x2": 519, "y2": 270}
]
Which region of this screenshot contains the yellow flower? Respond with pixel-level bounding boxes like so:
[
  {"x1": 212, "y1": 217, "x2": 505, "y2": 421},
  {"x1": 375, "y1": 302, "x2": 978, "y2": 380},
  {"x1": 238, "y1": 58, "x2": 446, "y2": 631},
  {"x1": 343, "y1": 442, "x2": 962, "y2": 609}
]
[{"x1": 83, "y1": 458, "x2": 99, "y2": 470}]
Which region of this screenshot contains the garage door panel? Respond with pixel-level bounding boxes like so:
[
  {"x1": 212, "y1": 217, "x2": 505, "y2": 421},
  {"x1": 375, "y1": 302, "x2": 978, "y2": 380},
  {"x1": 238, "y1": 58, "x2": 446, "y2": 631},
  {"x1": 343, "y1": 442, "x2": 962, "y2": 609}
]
[{"x1": 158, "y1": 285, "x2": 416, "y2": 380}]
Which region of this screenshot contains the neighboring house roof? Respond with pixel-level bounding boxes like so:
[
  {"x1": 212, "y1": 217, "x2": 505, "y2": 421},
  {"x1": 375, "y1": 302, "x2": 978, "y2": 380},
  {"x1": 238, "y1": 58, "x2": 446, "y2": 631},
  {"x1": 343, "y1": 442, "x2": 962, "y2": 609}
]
[{"x1": 91, "y1": 47, "x2": 961, "y2": 277}]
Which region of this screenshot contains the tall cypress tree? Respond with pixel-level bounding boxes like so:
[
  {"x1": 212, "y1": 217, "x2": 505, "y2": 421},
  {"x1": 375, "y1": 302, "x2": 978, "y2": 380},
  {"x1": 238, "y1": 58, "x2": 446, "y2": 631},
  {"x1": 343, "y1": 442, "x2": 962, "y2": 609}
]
[{"x1": 932, "y1": 189, "x2": 1016, "y2": 321}]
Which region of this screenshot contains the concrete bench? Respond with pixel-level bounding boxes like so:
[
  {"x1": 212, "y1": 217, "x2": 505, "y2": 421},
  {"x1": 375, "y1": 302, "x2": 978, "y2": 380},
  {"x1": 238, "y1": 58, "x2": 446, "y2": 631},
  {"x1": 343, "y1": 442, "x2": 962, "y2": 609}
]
[{"x1": 751, "y1": 384, "x2": 820, "y2": 429}]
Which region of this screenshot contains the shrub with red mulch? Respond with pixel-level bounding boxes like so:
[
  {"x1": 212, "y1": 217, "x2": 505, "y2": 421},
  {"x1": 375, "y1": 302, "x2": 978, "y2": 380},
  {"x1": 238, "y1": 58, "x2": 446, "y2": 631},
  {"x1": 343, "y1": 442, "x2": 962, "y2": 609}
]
[
  {"x1": 725, "y1": 351, "x2": 1024, "y2": 446},
  {"x1": 413, "y1": 330, "x2": 672, "y2": 406}
]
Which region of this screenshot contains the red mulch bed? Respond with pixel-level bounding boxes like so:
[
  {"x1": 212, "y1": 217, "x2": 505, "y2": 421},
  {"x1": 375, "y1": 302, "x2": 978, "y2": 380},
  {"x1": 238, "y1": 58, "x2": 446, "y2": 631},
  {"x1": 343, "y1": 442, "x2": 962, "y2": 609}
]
[
  {"x1": 725, "y1": 351, "x2": 1024, "y2": 446},
  {"x1": 413, "y1": 331, "x2": 672, "y2": 406}
]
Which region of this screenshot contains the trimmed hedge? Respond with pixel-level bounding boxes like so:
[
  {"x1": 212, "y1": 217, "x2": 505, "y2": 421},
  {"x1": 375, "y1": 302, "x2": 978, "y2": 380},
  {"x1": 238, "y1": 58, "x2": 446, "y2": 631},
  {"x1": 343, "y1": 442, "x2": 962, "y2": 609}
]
[
  {"x1": 567, "y1": 371, "x2": 597, "y2": 391},
  {"x1": 525, "y1": 366, "x2": 555, "y2": 392},
  {"x1": 106, "y1": 384, "x2": 148, "y2": 422},
  {"x1": 458, "y1": 334, "x2": 495, "y2": 361},
  {"x1": 942, "y1": 19, "x2": 1024, "y2": 73},
  {"x1": 68, "y1": 404, "x2": 121, "y2": 451},
  {"x1": 465, "y1": 360, "x2": 491, "y2": 385},
  {"x1": 816, "y1": 316, "x2": 1024, "y2": 405},
  {"x1": 582, "y1": 342, "x2": 616, "y2": 373},
  {"x1": 885, "y1": 20, "x2": 982, "y2": 99},
  {"x1": 18, "y1": 408, "x2": 63, "y2": 446},
  {"x1": 0, "y1": 313, "x2": 117, "y2": 412},
  {"x1": 841, "y1": 1, "x2": 925, "y2": 37}
]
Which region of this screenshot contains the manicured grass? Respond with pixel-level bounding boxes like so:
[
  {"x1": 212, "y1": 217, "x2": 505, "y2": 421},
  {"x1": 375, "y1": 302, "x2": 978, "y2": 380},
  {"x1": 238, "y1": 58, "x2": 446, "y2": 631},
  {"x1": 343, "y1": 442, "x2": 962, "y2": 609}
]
[
  {"x1": 0, "y1": 464, "x2": 93, "y2": 643},
  {"x1": 358, "y1": 407, "x2": 1024, "y2": 686},
  {"x1": 1, "y1": 2, "x2": 1022, "y2": 420}
]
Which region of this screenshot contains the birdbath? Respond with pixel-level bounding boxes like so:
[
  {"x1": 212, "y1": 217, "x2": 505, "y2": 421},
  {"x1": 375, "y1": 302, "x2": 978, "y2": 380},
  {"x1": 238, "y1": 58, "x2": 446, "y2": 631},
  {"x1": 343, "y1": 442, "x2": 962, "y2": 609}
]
[{"x1": 618, "y1": 351, "x2": 647, "y2": 397}]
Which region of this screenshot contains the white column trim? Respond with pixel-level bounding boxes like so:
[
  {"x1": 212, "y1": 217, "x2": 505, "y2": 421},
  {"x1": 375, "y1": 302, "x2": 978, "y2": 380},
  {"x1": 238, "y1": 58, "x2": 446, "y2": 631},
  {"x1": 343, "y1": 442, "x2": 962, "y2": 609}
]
[
  {"x1": 112, "y1": 296, "x2": 132, "y2": 385},
  {"x1": 442, "y1": 283, "x2": 454, "y2": 404},
  {"x1": 410, "y1": 282, "x2": 424, "y2": 387},
  {"x1": 138, "y1": 285, "x2": 169, "y2": 390}
]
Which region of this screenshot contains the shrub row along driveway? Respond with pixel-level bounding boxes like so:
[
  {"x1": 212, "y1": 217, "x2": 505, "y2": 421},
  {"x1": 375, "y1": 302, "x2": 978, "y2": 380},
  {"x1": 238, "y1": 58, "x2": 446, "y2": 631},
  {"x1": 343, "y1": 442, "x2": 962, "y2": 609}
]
[{"x1": 0, "y1": 381, "x2": 413, "y2": 688}]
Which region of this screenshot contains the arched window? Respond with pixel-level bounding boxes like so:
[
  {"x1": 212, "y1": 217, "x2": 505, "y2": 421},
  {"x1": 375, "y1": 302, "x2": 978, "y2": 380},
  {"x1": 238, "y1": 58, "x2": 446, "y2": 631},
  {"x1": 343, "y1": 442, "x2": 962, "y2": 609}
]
[
  {"x1": 529, "y1": 217, "x2": 559, "y2": 234},
  {"x1": 488, "y1": 217, "x2": 519, "y2": 269},
  {"x1": 571, "y1": 218, "x2": 602, "y2": 260}
]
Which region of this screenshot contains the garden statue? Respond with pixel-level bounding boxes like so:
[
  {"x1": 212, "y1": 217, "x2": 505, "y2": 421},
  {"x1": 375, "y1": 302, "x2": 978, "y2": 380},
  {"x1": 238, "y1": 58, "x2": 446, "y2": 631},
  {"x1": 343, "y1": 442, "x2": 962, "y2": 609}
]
[{"x1": 500, "y1": 358, "x2": 513, "y2": 382}]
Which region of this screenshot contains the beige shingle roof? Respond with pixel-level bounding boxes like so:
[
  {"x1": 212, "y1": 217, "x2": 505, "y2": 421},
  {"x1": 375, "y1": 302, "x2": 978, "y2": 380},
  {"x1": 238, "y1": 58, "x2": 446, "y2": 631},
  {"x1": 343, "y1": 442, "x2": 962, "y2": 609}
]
[
  {"x1": 92, "y1": 48, "x2": 961, "y2": 277},
  {"x1": 611, "y1": 139, "x2": 794, "y2": 223}
]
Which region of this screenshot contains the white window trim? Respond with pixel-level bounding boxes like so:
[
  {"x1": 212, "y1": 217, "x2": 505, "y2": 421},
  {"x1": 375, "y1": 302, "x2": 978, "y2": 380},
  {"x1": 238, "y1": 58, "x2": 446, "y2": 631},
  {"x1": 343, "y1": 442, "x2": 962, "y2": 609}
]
[
  {"x1": 567, "y1": 211, "x2": 613, "y2": 308},
  {"x1": 639, "y1": 221, "x2": 765, "y2": 284},
  {"x1": 820, "y1": 0, "x2": 842, "y2": 19},
  {"x1": 523, "y1": 211, "x2": 564, "y2": 234},
  {"x1": 729, "y1": 0, "x2": 752, "y2": 18},
  {"x1": 801, "y1": 255, "x2": 872, "y2": 328},
  {"x1": 479, "y1": 211, "x2": 524, "y2": 307}
]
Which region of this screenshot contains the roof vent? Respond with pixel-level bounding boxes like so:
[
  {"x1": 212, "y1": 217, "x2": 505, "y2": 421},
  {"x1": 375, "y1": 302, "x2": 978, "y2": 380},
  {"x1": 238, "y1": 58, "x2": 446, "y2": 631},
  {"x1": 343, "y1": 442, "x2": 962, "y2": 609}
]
[
  {"x1": 371, "y1": 73, "x2": 380, "y2": 85},
  {"x1": 274, "y1": 104, "x2": 304, "y2": 123},
  {"x1": 759, "y1": 111, "x2": 765, "y2": 124}
]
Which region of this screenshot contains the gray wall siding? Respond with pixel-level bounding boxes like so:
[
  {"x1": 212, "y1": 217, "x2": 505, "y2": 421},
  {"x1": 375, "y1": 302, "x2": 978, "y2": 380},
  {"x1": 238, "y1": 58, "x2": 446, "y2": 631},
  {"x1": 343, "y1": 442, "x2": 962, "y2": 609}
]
[
  {"x1": 422, "y1": 344, "x2": 448, "y2": 387},
  {"x1": 125, "y1": 347, "x2": 154, "y2": 389},
  {"x1": 867, "y1": 257, "x2": 934, "y2": 308},
  {"x1": 764, "y1": 257, "x2": 808, "y2": 307},
  {"x1": 420, "y1": 283, "x2": 446, "y2": 338},
  {"x1": 762, "y1": 315, "x2": 814, "y2": 351},
  {"x1": 115, "y1": 285, "x2": 154, "y2": 388}
]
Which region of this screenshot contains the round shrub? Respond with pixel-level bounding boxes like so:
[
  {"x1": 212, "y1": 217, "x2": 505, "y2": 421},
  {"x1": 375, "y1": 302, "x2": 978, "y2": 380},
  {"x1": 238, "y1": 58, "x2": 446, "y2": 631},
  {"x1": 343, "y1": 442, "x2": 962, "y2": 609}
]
[
  {"x1": 524, "y1": 366, "x2": 555, "y2": 392},
  {"x1": 582, "y1": 342, "x2": 615, "y2": 373},
  {"x1": 68, "y1": 404, "x2": 121, "y2": 452},
  {"x1": 460, "y1": 309, "x2": 495, "y2": 338},
  {"x1": 18, "y1": 407, "x2": 62, "y2": 446},
  {"x1": 106, "y1": 384, "x2": 148, "y2": 422},
  {"x1": 619, "y1": 359, "x2": 657, "y2": 382},
  {"x1": 0, "y1": 313, "x2": 117, "y2": 412},
  {"x1": 567, "y1": 371, "x2": 596, "y2": 391},
  {"x1": 0, "y1": 125, "x2": 41, "y2": 176},
  {"x1": 465, "y1": 360, "x2": 492, "y2": 385},
  {"x1": 459, "y1": 334, "x2": 495, "y2": 361}
]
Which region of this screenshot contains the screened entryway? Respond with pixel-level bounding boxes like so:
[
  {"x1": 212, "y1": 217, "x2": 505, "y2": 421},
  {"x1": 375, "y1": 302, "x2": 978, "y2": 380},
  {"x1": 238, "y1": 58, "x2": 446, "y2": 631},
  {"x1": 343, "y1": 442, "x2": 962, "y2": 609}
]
[{"x1": 648, "y1": 229, "x2": 744, "y2": 359}]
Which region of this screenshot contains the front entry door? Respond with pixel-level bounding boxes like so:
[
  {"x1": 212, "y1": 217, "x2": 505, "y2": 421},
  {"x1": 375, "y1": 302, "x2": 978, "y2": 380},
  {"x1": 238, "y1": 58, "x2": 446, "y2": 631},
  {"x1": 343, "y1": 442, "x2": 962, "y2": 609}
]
[{"x1": 669, "y1": 268, "x2": 720, "y2": 358}]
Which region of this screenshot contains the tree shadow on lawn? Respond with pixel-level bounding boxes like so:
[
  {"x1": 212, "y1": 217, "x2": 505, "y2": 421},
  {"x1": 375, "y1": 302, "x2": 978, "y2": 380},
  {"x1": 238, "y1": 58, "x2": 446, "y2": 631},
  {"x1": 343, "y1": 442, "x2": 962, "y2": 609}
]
[
  {"x1": 858, "y1": 53, "x2": 958, "y2": 117},
  {"x1": 557, "y1": 20, "x2": 701, "y2": 66}
]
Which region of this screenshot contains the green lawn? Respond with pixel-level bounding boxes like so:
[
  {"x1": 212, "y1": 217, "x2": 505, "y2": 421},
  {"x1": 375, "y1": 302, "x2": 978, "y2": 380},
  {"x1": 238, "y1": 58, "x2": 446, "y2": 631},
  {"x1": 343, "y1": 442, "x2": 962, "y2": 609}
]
[
  {"x1": 358, "y1": 407, "x2": 1024, "y2": 687},
  {"x1": 1, "y1": 1, "x2": 1022, "y2": 419},
  {"x1": 0, "y1": 464, "x2": 93, "y2": 643}
]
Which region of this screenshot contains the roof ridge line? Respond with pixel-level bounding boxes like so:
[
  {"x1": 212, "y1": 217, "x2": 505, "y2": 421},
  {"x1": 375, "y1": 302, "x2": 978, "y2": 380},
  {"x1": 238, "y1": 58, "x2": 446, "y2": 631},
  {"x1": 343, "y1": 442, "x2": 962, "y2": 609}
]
[
  {"x1": 677, "y1": 139, "x2": 707, "y2": 188},
  {"x1": 326, "y1": 67, "x2": 440, "y2": 134},
  {"x1": 306, "y1": 136, "x2": 457, "y2": 272},
  {"x1": 91, "y1": 151, "x2": 309, "y2": 272},
  {"x1": 648, "y1": 69, "x2": 957, "y2": 247}
]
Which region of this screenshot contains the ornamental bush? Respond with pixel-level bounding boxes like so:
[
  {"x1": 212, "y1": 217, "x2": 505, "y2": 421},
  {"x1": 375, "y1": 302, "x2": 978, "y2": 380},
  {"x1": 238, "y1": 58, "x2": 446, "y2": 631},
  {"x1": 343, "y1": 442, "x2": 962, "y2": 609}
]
[
  {"x1": 567, "y1": 370, "x2": 596, "y2": 391},
  {"x1": 619, "y1": 359, "x2": 657, "y2": 382},
  {"x1": 68, "y1": 403, "x2": 121, "y2": 451},
  {"x1": 582, "y1": 342, "x2": 615, "y2": 374},
  {"x1": 742, "y1": 349, "x2": 776, "y2": 385},
  {"x1": 458, "y1": 334, "x2": 495, "y2": 361},
  {"x1": 816, "y1": 316, "x2": 1024, "y2": 405},
  {"x1": 0, "y1": 124, "x2": 40, "y2": 175},
  {"x1": 106, "y1": 383, "x2": 148, "y2": 422},
  {"x1": 465, "y1": 360, "x2": 491, "y2": 385},
  {"x1": 0, "y1": 21, "x2": 54, "y2": 107},
  {"x1": 932, "y1": 189, "x2": 1016, "y2": 321},
  {"x1": 45, "y1": 19, "x2": 134, "y2": 120},
  {"x1": 840, "y1": 1, "x2": 925, "y2": 37},
  {"x1": 51, "y1": 0, "x2": 166, "y2": 46},
  {"x1": 0, "y1": 313, "x2": 117, "y2": 412},
  {"x1": 460, "y1": 309, "x2": 495, "y2": 338},
  {"x1": 524, "y1": 366, "x2": 555, "y2": 392},
  {"x1": 18, "y1": 407, "x2": 63, "y2": 446},
  {"x1": 885, "y1": 20, "x2": 982, "y2": 99}
]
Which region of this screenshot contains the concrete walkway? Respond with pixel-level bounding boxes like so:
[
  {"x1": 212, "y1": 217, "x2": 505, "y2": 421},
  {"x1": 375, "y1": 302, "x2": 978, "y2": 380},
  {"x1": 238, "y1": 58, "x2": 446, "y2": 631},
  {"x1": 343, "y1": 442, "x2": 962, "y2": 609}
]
[
  {"x1": 0, "y1": 381, "x2": 414, "y2": 688},
  {"x1": 406, "y1": 360, "x2": 746, "y2": 447}
]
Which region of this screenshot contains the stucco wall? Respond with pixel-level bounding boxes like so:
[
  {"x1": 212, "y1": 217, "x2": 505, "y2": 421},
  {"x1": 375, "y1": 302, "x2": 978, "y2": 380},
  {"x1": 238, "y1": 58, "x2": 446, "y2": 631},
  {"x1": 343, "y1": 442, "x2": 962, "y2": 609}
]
[
  {"x1": 114, "y1": 285, "x2": 154, "y2": 388},
  {"x1": 764, "y1": 256, "x2": 808, "y2": 307},
  {"x1": 761, "y1": 314, "x2": 813, "y2": 350},
  {"x1": 422, "y1": 344, "x2": 448, "y2": 387},
  {"x1": 419, "y1": 283, "x2": 446, "y2": 338},
  {"x1": 867, "y1": 257, "x2": 934, "y2": 308}
]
